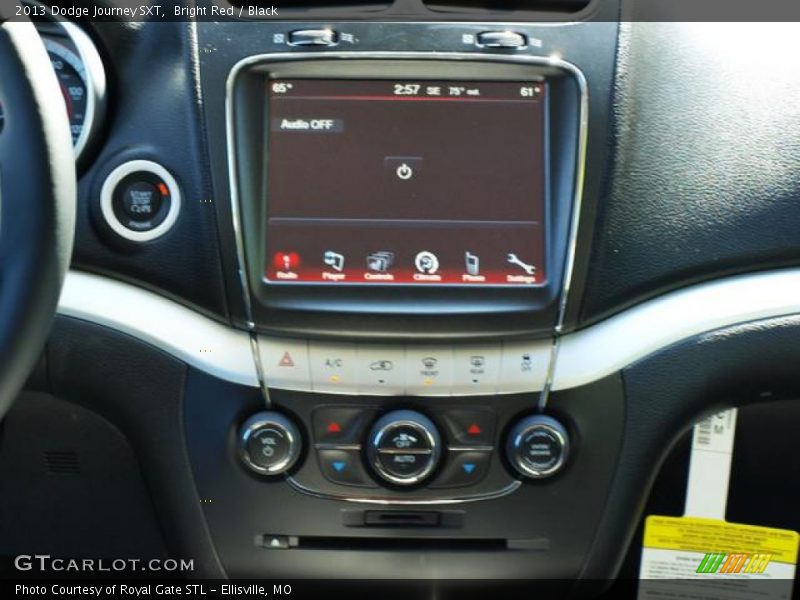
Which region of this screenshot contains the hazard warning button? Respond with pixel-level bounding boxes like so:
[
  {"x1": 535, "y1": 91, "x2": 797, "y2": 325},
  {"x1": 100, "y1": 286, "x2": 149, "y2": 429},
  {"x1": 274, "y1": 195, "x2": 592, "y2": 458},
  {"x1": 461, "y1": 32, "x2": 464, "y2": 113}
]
[{"x1": 258, "y1": 337, "x2": 311, "y2": 391}]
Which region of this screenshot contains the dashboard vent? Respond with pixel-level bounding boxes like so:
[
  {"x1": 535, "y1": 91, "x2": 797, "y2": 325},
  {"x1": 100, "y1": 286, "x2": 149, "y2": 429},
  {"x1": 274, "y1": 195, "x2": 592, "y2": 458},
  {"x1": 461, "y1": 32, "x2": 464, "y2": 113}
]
[{"x1": 423, "y1": 0, "x2": 591, "y2": 15}]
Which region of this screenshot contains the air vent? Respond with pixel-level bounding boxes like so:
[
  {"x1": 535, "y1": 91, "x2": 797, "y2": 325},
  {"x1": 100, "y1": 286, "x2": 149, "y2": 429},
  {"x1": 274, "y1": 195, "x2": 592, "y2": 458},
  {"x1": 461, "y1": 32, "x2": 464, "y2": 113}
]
[
  {"x1": 423, "y1": 0, "x2": 591, "y2": 15},
  {"x1": 43, "y1": 450, "x2": 81, "y2": 474}
]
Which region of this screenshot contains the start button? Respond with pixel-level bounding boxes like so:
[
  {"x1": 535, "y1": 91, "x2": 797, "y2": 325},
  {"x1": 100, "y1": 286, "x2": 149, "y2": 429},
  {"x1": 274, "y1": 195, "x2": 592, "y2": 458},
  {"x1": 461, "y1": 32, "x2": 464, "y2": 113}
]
[
  {"x1": 120, "y1": 180, "x2": 164, "y2": 222},
  {"x1": 100, "y1": 160, "x2": 182, "y2": 242}
]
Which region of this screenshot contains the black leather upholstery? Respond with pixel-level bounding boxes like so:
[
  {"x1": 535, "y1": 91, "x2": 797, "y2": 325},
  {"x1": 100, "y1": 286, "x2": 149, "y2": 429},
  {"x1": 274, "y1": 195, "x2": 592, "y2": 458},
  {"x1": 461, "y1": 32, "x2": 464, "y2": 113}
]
[{"x1": 0, "y1": 20, "x2": 76, "y2": 417}]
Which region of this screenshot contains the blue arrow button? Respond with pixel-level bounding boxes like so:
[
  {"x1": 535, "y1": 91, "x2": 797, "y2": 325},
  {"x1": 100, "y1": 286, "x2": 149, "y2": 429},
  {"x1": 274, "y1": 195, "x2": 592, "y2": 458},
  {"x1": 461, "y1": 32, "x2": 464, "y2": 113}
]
[
  {"x1": 462, "y1": 463, "x2": 476, "y2": 474},
  {"x1": 332, "y1": 461, "x2": 346, "y2": 472}
]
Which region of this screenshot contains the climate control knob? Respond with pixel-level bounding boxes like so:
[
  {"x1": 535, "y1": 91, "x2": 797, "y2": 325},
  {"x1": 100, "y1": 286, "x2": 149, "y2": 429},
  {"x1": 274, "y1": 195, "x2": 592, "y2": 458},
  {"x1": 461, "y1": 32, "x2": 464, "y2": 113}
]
[
  {"x1": 506, "y1": 414, "x2": 570, "y2": 479},
  {"x1": 238, "y1": 412, "x2": 303, "y2": 475},
  {"x1": 367, "y1": 410, "x2": 442, "y2": 486}
]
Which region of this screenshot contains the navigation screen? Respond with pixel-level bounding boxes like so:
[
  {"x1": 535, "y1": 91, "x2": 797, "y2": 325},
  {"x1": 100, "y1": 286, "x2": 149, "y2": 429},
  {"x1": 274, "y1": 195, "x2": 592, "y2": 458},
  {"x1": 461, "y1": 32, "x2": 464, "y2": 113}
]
[{"x1": 264, "y1": 79, "x2": 547, "y2": 286}]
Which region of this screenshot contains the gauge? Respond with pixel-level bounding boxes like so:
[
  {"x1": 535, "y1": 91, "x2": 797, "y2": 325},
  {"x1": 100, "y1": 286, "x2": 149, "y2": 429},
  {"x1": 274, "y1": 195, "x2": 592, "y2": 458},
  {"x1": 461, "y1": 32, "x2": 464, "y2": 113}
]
[{"x1": 42, "y1": 22, "x2": 106, "y2": 164}]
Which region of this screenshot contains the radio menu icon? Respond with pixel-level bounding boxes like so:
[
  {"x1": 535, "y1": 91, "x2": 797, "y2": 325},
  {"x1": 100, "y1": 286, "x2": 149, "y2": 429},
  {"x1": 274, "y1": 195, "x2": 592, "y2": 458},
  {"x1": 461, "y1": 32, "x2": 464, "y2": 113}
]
[{"x1": 273, "y1": 251, "x2": 300, "y2": 280}]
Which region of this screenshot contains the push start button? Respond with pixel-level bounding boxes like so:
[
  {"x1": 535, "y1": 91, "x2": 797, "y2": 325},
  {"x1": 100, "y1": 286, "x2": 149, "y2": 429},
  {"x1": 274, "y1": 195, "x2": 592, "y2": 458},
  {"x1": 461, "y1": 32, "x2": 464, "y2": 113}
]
[
  {"x1": 120, "y1": 180, "x2": 164, "y2": 222},
  {"x1": 100, "y1": 160, "x2": 181, "y2": 242}
]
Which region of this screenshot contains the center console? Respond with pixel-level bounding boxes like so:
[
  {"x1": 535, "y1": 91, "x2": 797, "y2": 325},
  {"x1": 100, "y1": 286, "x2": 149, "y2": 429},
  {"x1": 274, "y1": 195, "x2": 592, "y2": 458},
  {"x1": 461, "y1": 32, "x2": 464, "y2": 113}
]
[
  {"x1": 229, "y1": 52, "x2": 585, "y2": 335},
  {"x1": 190, "y1": 15, "x2": 622, "y2": 581}
]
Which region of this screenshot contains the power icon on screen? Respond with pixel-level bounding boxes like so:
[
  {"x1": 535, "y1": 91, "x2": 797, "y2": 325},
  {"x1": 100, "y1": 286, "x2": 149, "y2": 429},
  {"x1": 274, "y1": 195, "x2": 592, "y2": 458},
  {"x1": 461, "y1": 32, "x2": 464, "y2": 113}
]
[
  {"x1": 396, "y1": 163, "x2": 414, "y2": 180},
  {"x1": 385, "y1": 156, "x2": 422, "y2": 182}
]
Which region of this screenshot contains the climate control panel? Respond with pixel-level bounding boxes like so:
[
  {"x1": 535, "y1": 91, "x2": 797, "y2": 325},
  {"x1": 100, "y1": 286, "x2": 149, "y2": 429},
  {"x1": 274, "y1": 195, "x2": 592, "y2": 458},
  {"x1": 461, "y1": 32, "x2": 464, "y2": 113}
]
[{"x1": 236, "y1": 390, "x2": 571, "y2": 503}]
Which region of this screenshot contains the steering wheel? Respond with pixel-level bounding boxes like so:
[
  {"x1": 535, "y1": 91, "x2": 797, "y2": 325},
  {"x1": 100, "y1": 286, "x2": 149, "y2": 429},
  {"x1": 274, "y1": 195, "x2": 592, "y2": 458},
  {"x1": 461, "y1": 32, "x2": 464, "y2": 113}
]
[{"x1": 0, "y1": 20, "x2": 76, "y2": 418}]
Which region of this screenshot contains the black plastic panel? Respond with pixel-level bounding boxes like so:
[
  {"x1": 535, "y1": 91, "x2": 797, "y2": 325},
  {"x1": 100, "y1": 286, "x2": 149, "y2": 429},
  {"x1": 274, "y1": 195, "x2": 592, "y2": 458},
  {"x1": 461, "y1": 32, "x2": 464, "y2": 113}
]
[
  {"x1": 70, "y1": 22, "x2": 231, "y2": 321},
  {"x1": 578, "y1": 314, "x2": 800, "y2": 583},
  {"x1": 43, "y1": 316, "x2": 225, "y2": 578},
  {"x1": 576, "y1": 22, "x2": 800, "y2": 327},
  {"x1": 0, "y1": 392, "x2": 168, "y2": 563}
]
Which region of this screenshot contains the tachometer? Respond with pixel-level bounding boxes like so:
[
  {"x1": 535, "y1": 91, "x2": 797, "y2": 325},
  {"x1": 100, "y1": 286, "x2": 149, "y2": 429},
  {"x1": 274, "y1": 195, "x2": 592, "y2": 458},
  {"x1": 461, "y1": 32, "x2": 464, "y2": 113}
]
[{"x1": 42, "y1": 22, "x2": 106, "y2": 164}]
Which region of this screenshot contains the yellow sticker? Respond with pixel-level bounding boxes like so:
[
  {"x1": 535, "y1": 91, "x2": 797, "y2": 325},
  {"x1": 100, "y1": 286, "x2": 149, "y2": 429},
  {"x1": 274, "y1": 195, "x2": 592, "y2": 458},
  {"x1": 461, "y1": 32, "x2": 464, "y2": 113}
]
[
  {"x1": 639, "y1": 516, "x2": 799, "y2": 600},
  {"x1": 644, "y1": 516, "x2": 799, "y2": 565}
]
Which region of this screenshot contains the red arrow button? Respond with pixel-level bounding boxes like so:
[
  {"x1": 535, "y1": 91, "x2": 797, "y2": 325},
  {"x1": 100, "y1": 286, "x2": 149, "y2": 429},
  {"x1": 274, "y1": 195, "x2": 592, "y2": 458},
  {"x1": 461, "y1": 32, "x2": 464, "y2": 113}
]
[
  {"x1": 467, "y1": 424, "x2": 482, "y2": 435},
  {"x1": 327, "y1": 422, "x2": 342, "y2": 433}
]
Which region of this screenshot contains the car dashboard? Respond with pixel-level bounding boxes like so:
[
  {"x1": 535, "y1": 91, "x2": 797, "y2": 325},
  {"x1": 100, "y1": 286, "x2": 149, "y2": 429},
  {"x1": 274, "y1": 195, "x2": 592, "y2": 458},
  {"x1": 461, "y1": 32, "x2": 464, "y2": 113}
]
[{"x1": 2, "y1": 2, "x2": 800, "y2": 597}]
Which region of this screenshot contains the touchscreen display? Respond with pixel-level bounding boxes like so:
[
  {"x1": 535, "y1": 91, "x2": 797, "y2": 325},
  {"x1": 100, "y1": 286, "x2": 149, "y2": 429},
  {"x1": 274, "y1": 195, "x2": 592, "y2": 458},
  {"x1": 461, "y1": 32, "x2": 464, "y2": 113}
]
[{"x1": 264, "y1": 79, "x2": 547, "y2": 286}]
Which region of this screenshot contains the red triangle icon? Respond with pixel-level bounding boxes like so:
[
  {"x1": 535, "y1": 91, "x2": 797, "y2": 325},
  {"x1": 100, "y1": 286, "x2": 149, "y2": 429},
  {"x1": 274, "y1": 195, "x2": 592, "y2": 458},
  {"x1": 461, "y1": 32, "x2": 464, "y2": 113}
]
[
  {"x1": 467, "y1": 424, "x2": 482, "y2": 435},
  {"x1": 278, "y1": 351, "x2": 295, "y2": 367},
  {"x1": 327, "y1": 422, "x2": 342, "y2": 433}
]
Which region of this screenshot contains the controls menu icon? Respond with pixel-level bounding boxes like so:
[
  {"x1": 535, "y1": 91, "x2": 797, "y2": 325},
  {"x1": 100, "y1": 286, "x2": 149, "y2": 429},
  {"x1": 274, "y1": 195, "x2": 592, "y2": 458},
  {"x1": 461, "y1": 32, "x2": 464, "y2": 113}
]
[
  {"x1": 367, "y1": 251, "x2": 394, "y2": 272},
  {"x1": 365, "y1": 251, "x2": 395, "y2": 282}
]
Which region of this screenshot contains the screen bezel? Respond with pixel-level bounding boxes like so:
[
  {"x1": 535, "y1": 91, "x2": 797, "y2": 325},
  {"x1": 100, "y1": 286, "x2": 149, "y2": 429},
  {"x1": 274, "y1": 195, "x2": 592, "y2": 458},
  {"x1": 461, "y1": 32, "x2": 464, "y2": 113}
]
[{"x1": 229, "y1": 55, "x2": 584, "y2": 337}]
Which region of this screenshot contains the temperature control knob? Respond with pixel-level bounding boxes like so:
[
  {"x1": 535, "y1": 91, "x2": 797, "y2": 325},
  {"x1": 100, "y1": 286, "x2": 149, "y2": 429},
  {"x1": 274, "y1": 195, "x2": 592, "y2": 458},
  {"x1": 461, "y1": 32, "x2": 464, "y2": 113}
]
[
  {"x1": 506, "y1": 415, "x2": 570, "y2": 479},
  {"x1": 367, "y1": 410, "x2": 442, "y2": 486},
  {"x1": 238, "y1": 412, "x2": 302, "y2": 475}
]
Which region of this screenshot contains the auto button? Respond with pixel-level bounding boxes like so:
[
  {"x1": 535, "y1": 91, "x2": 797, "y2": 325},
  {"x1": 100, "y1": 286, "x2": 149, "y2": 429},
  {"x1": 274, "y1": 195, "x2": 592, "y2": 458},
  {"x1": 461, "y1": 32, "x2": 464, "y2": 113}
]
[{"x1": 367, "y1": 410, "x2": 442, "y2": 486}]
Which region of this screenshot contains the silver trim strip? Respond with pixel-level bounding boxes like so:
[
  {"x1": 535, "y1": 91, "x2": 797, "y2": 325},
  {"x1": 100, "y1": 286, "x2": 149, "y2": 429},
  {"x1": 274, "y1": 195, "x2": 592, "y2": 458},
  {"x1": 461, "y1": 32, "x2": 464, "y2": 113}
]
[
  {"x1": 552, "y1": 269, "x2": 800, "y2": 391},
  {"x1": 224, "y1": 55, "x2": 257, "y2": 331},
  {"x1": 57, "y1": 268, "x2": 800, "y2": 397},
  {"x1": 287, "y1": 476, "x2": 522, "y2": 506},
  {"x1": 554, "y1": 57, "x2": 589, "y2": 334},
  {"x1": 57, "y1": 271, "x2": 259, "y2": 387}
]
